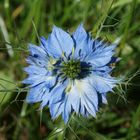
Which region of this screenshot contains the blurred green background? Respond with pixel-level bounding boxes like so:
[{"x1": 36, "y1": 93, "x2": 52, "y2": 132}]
[{"x1": 0, "y1": 0, "x2": 140, "y2": 139}]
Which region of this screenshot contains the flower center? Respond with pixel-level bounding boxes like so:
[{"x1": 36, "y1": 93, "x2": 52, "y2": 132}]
[
  {"x1": 62, "y1": 59, "x2": 81, "y2": 79},
  {"x1": 61, "y1": 59, "x2": 91, "y2": 79}
]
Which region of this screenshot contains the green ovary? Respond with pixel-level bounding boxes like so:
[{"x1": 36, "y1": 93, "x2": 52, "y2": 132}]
[{"x1": 62, "y1": 59, "x2": 81, "y2": 79}]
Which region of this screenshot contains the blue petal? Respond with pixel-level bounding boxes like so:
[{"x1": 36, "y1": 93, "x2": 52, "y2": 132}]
[
  {"x1": 101, "y1": 93, "x2": 108, "y2": 104},
  {"x1": 35, "y1": 77, "x2": 57, "y2": 107},
  {"x1": 41, "y1": 36, "x2": 61, "y2": 58},
  {"x1": 52, "y1": 26, "x2": 74, "y2": 56},
  {"x1": 66, "y1": 79, "x2": 98, "y2": 118},
  {"x1": 26, "y1": 55, "x2": 47, "y2": 67},
  {"x1": 93, "y1": 65, "x2": 113, "y2": 75},
  {"x1": 24, "y1": 65, "x2": 48, "y2": 75},
  {"x1": 40, "y1": 90, "x2": 51, "y2": 108},
  {"x1": 80, "y1": 104, "x2": 86, "y2": 116},
  {"x1": 26, "y1": 83, "x2": 48, "y2": 103},
  {"x1": 49, "y1": 83, "x2": 66, "y2": 104},
  {"x1": 109, "y1": 57, "x2": 121, "y2": 64},
  {"x1": 28, "y1": 43, "x2": 48, "y2": 59},
  {"x1": 41, "y1": 36, "x2": 62, "y2": 58},
  {"x1": 28, "y1": 44, "x2": 48, "y2": 67},
  {"x1": 50, "y1": 101, "x2": 64, "y2": 119},
  {"x1": 22, "y1": 75, "x2": 45, "y2": 85},
  {"x1": 81, "y1": 95, "x2": 96, "y2": 117},
  {"x1": 66, "y1": 84, "x2": 81, "y2": 114},
  {"x1": 89, "y1": 73, "x2": 118, "y2": 93},
  {"x1": 76, "y1": 79, "x2": 98, "y2": 117},
  {"x1": 72, "y1": 24, "x2": 93, "y2": 58},
  {"x1": 76, "y1": 79, "x2": 98, "y2": 110},
  {"x1": 48, "y1": 82, "x2": 68, "y2": 120},
  {"x1": 72, "y1": 24, "x2": 87, "y2": 49},
  {"x1": 23, "y1": 75, "x2": 56, "y2": 88},
  {"x1": 62, "y1": 95, "x2": 72, "y2": 123},
  {"x1": 85, "y1": 43, "x2": 117, "y2": 67},
  {"x1": 41, "y1": 26, "x2": 74, "y2": 58},
  {"x1": 69, "y1": 93, "x2": 80, "y2": 114}
]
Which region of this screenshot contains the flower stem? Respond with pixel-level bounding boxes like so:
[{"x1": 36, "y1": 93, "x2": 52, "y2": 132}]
[{"x1": 13, "y1": 102, "x2": 28, "y2": 140}]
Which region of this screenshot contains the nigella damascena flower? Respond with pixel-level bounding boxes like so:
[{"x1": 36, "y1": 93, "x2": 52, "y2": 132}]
[{"x1": 23, "y1": 24, "x2": 119, "y2": 123}]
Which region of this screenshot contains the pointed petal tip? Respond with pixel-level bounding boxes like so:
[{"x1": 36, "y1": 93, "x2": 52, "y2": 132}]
[
  {"x1": 25, "y1": 97, "x2": 36, "y2": 104},
  {"x1": 39, "y1": 106, "x2": 43, "y2": 111},
  {"x1": 23, "y1": 67, "x2": 27, "y2": 72},
  {"x1": 78, "y1": 22, "x2": 84, "y2": 27},
  {"x1": 117, "y1": 57, "x2": 121, "y2": 61},
  {"x1": 52, "y1": 25, "x2": 60, "y2": 32},
  {"x1": 64, "y1": 117, "x2": 69, "y2": 124},
  {"x1": 40, "y1": 101, "x2": 48, "y2": 110},
  {"x1": 22, "y1": 79, "x2": 27, "y2": 84},
  {"x1": 76, "y1": 23, "x2": 86, "y2": 31},
  {"x1": 28, "y1": 43, "x2": 35, "y2": 49},
  {"x1": 40, "y1": 36, "x2": 46, "y2": 41},
  {"x1": 39, "y1": 104, "x2": 44, "y2": 110}
]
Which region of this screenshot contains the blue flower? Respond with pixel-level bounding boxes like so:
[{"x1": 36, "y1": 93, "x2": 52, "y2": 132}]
[{"x1": 23, "y1": 24, "x2": 119, "y2": 123}]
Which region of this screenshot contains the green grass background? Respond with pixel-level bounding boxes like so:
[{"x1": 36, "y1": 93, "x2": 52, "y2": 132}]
[{"x1": 0, "y1": 0, "x2": 140, "y2": 139}]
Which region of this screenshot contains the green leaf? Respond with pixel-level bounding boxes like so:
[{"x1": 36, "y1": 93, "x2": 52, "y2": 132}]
[
  {"x1": 127, "y1": 104, "x2": 140, "y2": 139},
  {"x1": 0, "y1": 71, "x2": 16, "y2": 106},
  {"x1": 112, "y1": 0, "x2": 140, "y2": 8}
]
